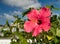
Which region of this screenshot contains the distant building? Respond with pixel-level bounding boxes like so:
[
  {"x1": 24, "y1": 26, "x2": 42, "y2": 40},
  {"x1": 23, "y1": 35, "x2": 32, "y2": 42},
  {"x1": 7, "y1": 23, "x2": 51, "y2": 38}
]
[
  {"x1": 0, "y1": 25, "x2": 3, "y2": 28},
  {"x1": 0, "y1": 25, "x2": 3, "y2": 30}
]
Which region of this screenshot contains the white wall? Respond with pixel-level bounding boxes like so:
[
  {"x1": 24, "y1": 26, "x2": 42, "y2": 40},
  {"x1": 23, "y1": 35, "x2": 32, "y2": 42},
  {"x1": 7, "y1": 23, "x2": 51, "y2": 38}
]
[{"x1": 0, "y1": 39, "x2": 11, "y2": 44}]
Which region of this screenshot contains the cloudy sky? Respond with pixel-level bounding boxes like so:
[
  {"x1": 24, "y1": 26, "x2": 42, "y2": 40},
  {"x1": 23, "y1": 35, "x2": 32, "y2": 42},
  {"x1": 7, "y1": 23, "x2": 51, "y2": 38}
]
[{"x1": 0, "y1": 0, "x2": 60, "y2": 25}]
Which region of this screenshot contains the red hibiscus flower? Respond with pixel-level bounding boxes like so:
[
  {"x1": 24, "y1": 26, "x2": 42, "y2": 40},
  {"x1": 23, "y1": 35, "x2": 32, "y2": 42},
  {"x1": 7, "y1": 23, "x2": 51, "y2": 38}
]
[{"x1": 24, "y1": 7, "x2": 51, "y2": 37}]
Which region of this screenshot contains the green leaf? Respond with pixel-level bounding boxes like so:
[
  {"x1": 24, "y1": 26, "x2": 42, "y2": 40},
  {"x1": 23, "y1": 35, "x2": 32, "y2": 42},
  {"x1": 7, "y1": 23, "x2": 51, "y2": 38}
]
[
  {"x1": 46, "y1": 5, "x2": 60, "y2": 10},
  {"x1": 47, "y1": 35, "x2": 53, "y2": 40},
  {"x1": 5, "y1": 20, "x2": 10, "y2": 27},
  {"x1": 50, "y1": 27, "x2": 56, "y2": 36},
  {"x1": 46, "y1": 5, "x2": 51, "y2": 8},
  {"x1": 15, "y1": 32, "x2": 28, "y2": 44},
  {"x1": 53, "y1": 8, "x2": 60, "y2": 10},
  {"x1": 10, "y1": 41, "x2": 18, "y2": 44},
  {"x1": 46, "y1": 5, "x2": 54, "y2": 10},
  {"x1": 51, "y1": 15, "x2": 57, "y2": 22},
  {"x1": 56, "y1": 28, "x2": 60, "y2": 37},
  {"x1": 53, "y1": 36, "x2": 59, "y2": 44},
  {"x1": 58, "y1": 16, "x2": 60, "y2": 20}
]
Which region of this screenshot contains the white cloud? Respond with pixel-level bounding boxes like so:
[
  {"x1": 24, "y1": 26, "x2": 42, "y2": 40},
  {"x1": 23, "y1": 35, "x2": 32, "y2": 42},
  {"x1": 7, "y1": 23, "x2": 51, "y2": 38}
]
[
  {"x1": 3, "y1": 11, "x2": 22, "y2": 21},
  {"x1": 11, "y1": 11, "x2": 22, "y2": 15},
  {"x1": 3, "y1": 0, "x2": 41, "y2": 9},
  {"x1": 23, "y1": 3, "x2": 41, "y2": 9},
  {"x1": 3, "y1": 13, "x2": 15, "y2": 21}
]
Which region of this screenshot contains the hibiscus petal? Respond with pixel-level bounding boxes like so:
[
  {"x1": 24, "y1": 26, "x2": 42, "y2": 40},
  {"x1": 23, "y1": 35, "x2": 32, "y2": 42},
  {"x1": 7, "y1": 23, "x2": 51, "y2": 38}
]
[
  {"x1": 42, "y1": 18, "x2": 50, "y2": 24},
  {"x1": 32, "y1": 25, "x2": 42, "y2": 37},
  {"x1": 24, "y1": 21, "x2": 36, "y2": 33},
  {"x1": 39, "y1": 25, "x2": 43, "y2": 33},
  {"x1": 27, "y1": 9, "x2": 39, "y2": 20},
  {"x1": 42, "y1": 23, "x2": 51, "y2": 32},
  {"x1": 39, "y1": 7, "x2": 51, "y2": 18}
]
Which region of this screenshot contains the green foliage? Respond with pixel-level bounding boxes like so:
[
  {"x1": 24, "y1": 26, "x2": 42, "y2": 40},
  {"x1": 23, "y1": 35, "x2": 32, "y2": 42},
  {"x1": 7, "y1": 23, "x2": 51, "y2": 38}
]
[
  {"x1": 0, "y1": 6, "x2": 60, "y2": 44},
  {"x1": 56, "y1": 28, "x2": 60, "y2": 37},
  {"x1": 5, "y1": 20, "x2": 10, "y2": 27},
  {"x1": 10, "y1": 41, "x2": 18, "y2": 44},
  {"x1": 46, "y1": 5, "x2": 60, "y2": 10},
  {"x1": 14, "y1": 32, "x2": 28, "y2": 44},
  {"x1": 58, "y1": 16, "x2": 60, "y2": 20}
]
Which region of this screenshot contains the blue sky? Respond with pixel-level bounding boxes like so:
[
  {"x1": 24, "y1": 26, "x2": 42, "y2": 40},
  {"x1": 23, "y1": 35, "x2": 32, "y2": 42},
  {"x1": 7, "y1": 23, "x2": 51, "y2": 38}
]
[{"x1": 0, "y1": 0, "x2": 60, "y2": 25}]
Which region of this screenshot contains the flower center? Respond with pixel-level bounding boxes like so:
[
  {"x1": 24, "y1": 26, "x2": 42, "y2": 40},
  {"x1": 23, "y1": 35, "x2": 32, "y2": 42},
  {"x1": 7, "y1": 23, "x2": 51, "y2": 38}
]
[{"x1": 37, "y1": 20, "x2": 42, "y2": 25}]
